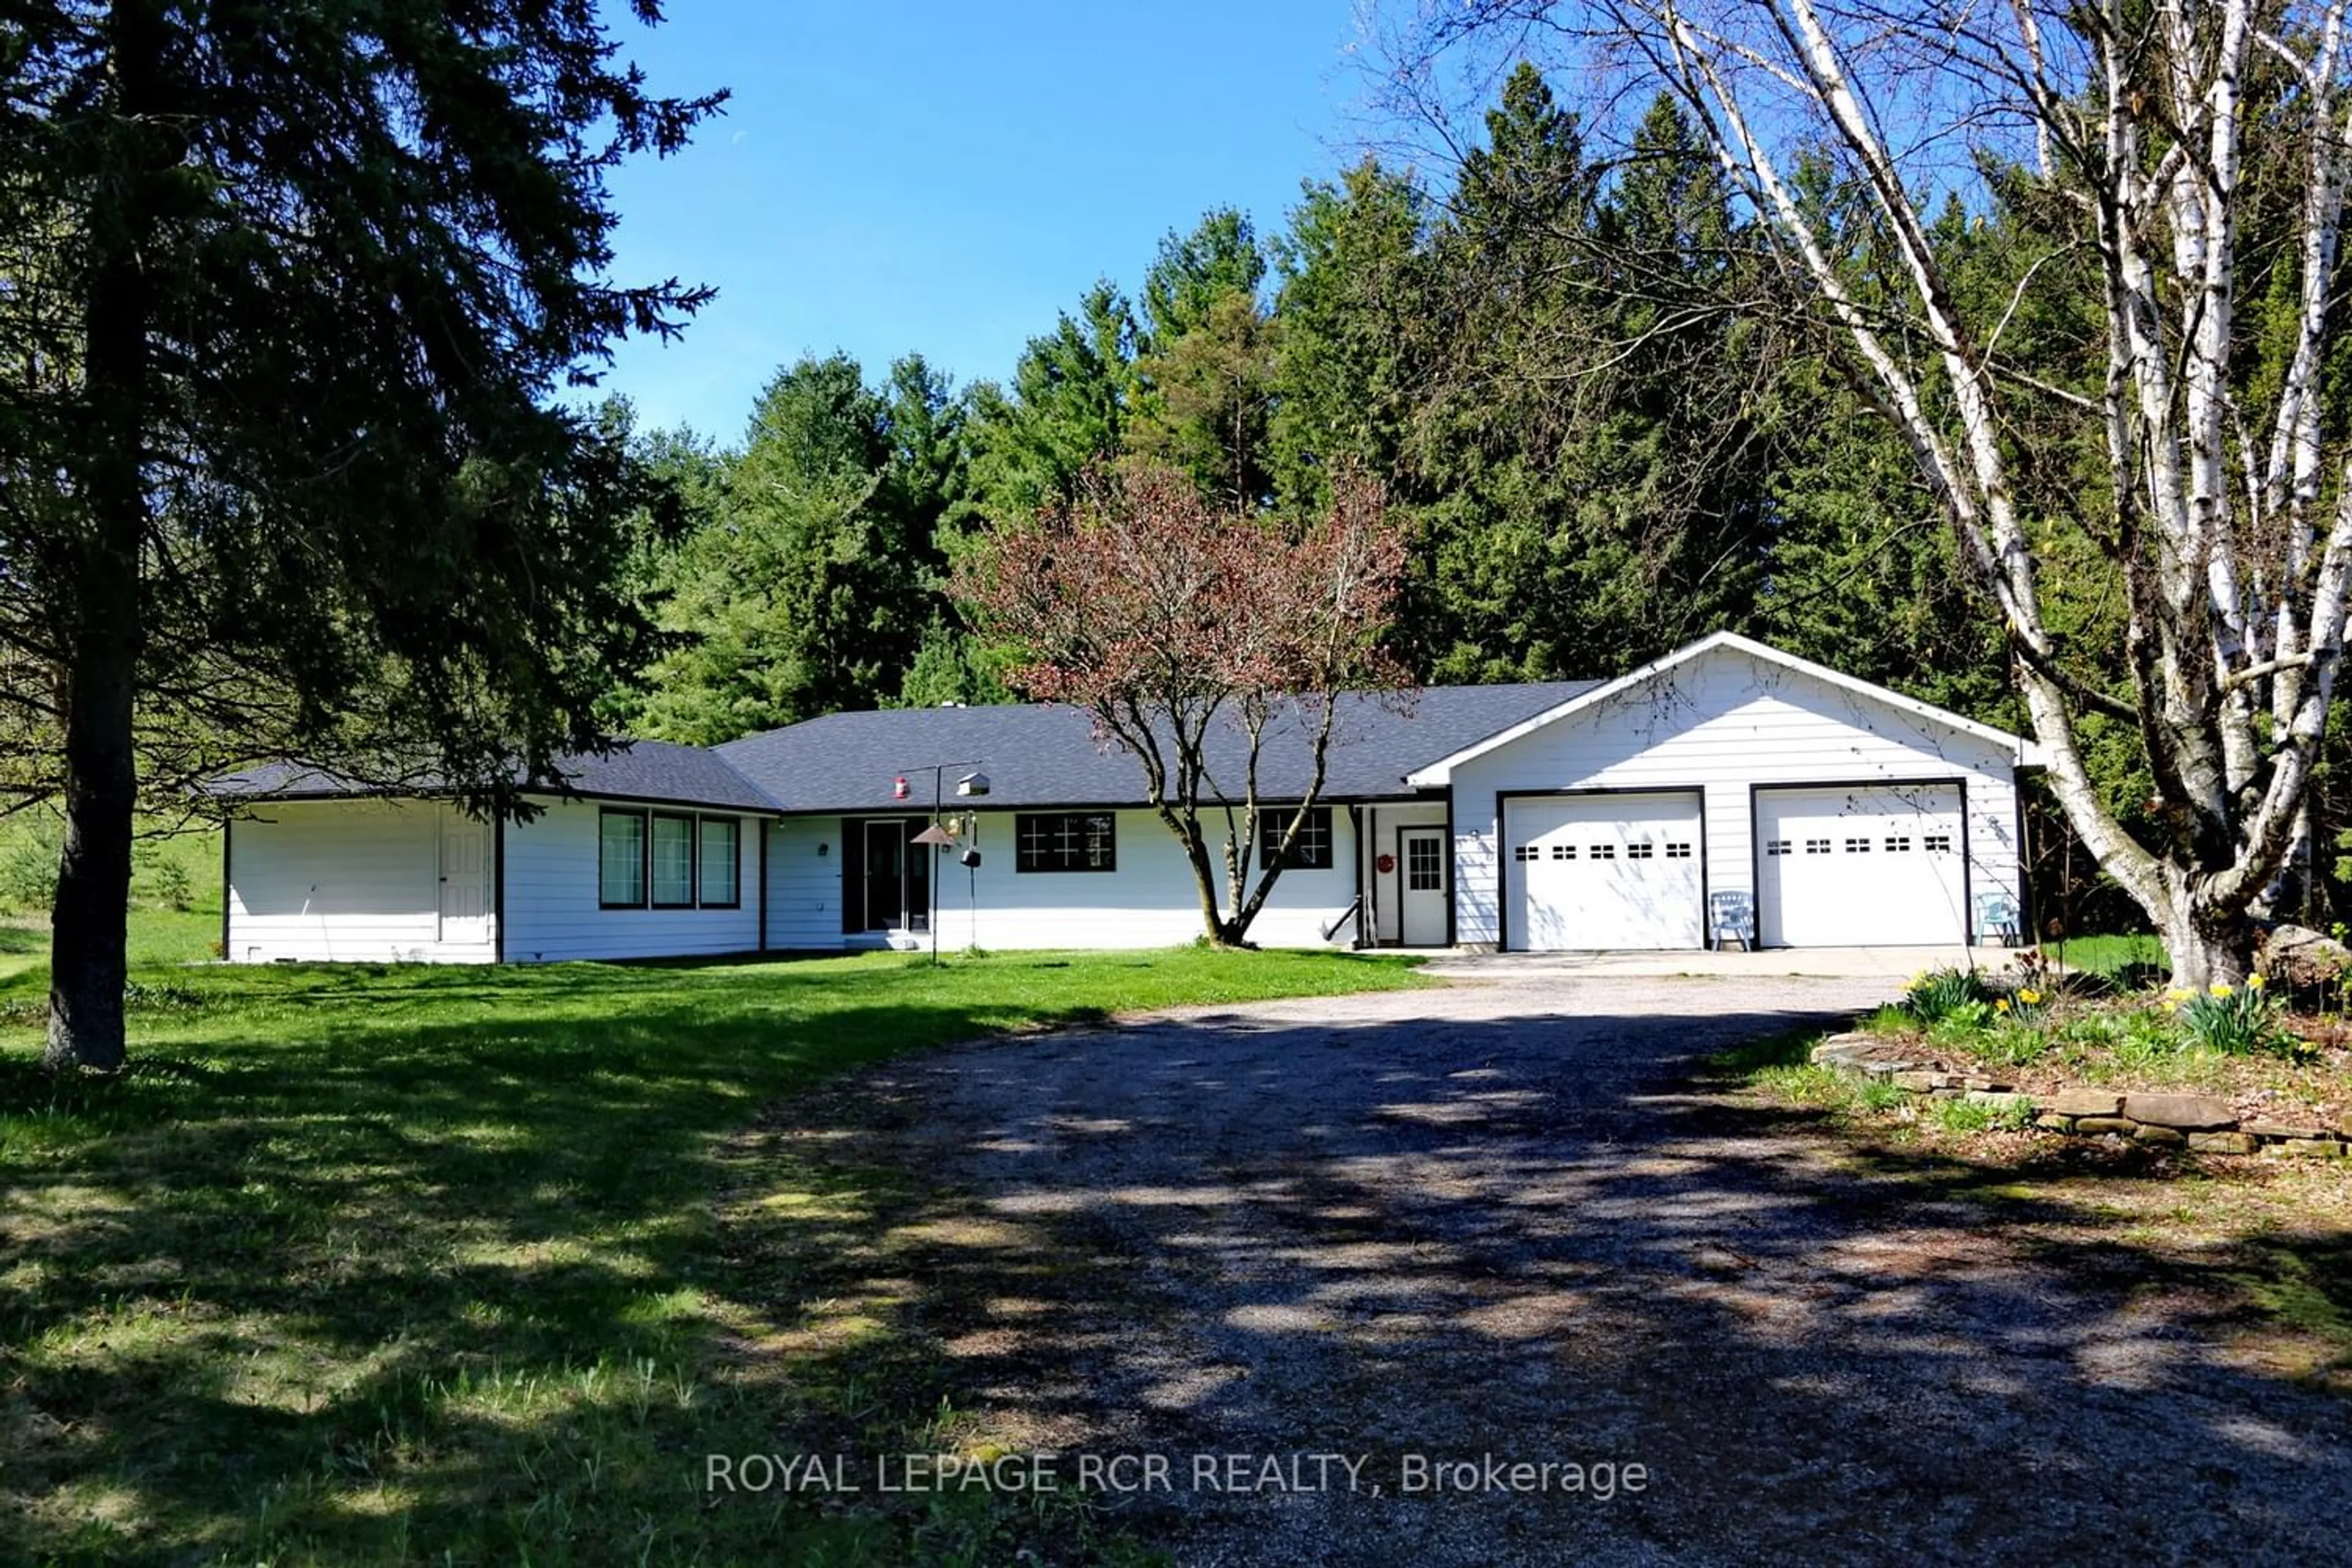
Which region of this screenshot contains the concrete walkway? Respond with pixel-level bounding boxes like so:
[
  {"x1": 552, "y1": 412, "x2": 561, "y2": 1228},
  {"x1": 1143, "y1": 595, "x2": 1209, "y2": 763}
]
[{"x1": 1415, "y1": 944, "x2": 2005, "y2": 981}]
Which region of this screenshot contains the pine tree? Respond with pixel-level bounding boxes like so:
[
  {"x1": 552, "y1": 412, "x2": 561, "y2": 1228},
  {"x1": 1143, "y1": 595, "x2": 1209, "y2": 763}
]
[{"x1": 3, "y1": 0, "x2": 720, "y2": 1069}]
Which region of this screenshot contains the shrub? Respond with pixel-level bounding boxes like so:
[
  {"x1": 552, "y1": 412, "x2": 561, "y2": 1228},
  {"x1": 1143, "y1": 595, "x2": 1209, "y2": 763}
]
[
  {"x1": 1905, "y1": 965, "x2": 1993, "y2": 1023},
  {"x1": 145, "y1": 858, "x2": 195, "y2": 913},
  {"x1": 0, "y1": 814, "x2": 61, "y2": 912},
  {"x1": 2165, "y1": 976, "x2": 2286, "y2": 1056}
]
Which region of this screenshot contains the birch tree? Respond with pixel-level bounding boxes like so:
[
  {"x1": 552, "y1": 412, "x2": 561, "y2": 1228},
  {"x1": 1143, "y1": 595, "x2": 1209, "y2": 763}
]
[{"x1": 1398, "y1": 0, "x2": 2352, "y2": 982}]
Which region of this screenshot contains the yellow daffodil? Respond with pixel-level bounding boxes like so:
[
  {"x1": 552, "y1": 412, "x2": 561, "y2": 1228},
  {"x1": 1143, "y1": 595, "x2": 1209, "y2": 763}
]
[
  {"x1": 2160, "y1": 1000, "x2": 2179, "y2": 1013},
  {"x1": 2247, "y1": 974, "x2": 2265, "y2": 990},
  {"x1": 2019, "y1": 989, "x2": 2041, "y2": 1005},
  {"x1": 2209, "y1": 981, "x2": 2234, "y2": 997},
  {"x1": 1994, "y1": 998, "x2": 2011, "y2": 1013}
]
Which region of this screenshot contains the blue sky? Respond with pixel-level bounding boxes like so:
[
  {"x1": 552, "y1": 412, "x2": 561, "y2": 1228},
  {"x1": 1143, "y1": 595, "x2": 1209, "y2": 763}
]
[{"x1": 592, "y1": 2, "x2": 1387, "y2": 445}]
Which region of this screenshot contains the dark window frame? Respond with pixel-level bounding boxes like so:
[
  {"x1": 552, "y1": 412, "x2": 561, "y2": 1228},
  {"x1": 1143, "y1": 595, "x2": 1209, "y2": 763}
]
[
  {"x1": 598, "y1": 808, "x2": 650, "y2": 910},
  {"x1": 1014, "y1": 812, "x2": 1118, "y2": 873},
  {"x1": 649, "y1": 812, "x2": 699, "y2": 909},
  {"x1": 1257, "y1": 805, "x2": 1335, "y2": 871},
  {"x1": 698, "y1": 815, "x2": 742, "y2": 910}
]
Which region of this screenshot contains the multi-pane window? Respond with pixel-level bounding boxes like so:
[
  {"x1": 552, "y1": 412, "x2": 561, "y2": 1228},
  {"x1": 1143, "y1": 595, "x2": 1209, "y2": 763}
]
[
  {"x1": 1627, "y1": 841, "x2": 1655, "y2": 859},
  {"x1": 1805, "y1": 839, "x2": 1832, "y2": 854},
  {"x1": 1664, "y1": 842, "x2": 1694, "y2": 859},
  {"x1": 600, "y1": 810, "x2": 647, "y2": 908},
  {"x1": 1551, "y1": 844, "x2": 1575, "y2": 860},
  {"x1": 1016, "y1": 812, "x2": 1117, "y2": 872},
  {"x1": 1257, "y1": 807, "x2": 1333, "y2": 870},
  {"x1": 1885, "y1": 836, "x2": 1912, "y2": 853},
  {"x1": 699, "y1": 818, "x2": 740, "y2": 907},
  {"x1": 1924, "y1": 833, "x2": 1953, "y2": 853},
  {"x1": 1765, "y1": 840, "x2": 1793, "y2": 856},
  {"x1": 651, "y1": 814, "x2": 696, "y2": 907},
  {"x1": 1405, "y1": 834, "x2": 1443, "y2": 891},
  {"x1": 1844, "y1": 837, "x2": 1871, "y2": 854},
  {"x1": 1513, "y1": 845, "x2": 1539, "y2": 862},
  {"x1": 603, "y1": 810, "x2": 743, "y2": 911},
  {"x1": 1592, "y1": 843, "x2": 1617, "y2": 859}
]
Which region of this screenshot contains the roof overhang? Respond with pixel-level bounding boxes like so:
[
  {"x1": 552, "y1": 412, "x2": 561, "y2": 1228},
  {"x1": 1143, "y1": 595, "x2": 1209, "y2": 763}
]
[
  {"x1": 1401, "y1": 631, "x2": 2047, "y2": 787},
  {"x1": 211, "y1": 783, "x2": 786, "y2": 818}
]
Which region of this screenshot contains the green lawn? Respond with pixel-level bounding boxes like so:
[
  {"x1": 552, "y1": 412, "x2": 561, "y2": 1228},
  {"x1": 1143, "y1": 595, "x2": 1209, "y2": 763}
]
[
  {"x1": 2044, "y1": 931, "x2": 2166, "y2": 982},
  {"x1": 0, "y1": 935, "x2": 1423, "y2": 1566},
  {"x1": 0, "y1": 818, "x2": 222, "y2": 983}
]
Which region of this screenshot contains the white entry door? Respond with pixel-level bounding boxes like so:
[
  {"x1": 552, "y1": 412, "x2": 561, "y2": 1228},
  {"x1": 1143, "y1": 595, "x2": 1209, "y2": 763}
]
[
  {"x1": 438, "y1": 811, "x2": 492, "y2": 945},
  {"x1": 1506, "y1": 792, "x2": 1705, "y2": 950},
  {"x1": 1756, "y1": 783, "x2": 1966, "y2": 946},
  {"x1": 1398, "y1": 827, "x2": 1449, "y2": 946}
]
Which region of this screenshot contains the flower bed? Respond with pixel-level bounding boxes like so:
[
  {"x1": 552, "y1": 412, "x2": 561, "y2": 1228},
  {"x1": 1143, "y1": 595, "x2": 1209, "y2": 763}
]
[{"x1": 1804, "y1": 956, "x2": 2352, "y2": 1154}]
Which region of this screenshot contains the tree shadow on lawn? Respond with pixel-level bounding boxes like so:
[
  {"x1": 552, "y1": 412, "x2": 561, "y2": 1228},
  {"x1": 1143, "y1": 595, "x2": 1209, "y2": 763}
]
[
  {"x1": 723, "y1": 1001, "x2": 2352, "y2": 1567},
  {"x1": 0, "y1": 956, "x2": 1304, "y2": 1567}
]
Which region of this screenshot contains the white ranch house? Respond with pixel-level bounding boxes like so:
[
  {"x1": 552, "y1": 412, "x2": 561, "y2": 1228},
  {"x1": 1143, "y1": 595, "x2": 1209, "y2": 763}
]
[{"x1": 210, "y1": 633, "x2": 2043, "y2": 963}]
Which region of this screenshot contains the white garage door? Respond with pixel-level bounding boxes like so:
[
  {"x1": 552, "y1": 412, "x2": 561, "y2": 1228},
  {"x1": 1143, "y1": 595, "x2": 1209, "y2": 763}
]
[
  {"x1": 1506, "y1": 792, "x2": 1704, "y2": 951},
  {"x1": 1757, "y1": 784, "x2": 1966, "y2": 946}
]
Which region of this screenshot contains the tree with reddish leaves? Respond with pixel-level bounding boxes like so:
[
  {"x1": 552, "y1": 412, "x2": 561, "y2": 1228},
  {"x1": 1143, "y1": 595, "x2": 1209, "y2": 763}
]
[{"x1": 956, "y1": 462, "x2": 1412, "y2": 946}]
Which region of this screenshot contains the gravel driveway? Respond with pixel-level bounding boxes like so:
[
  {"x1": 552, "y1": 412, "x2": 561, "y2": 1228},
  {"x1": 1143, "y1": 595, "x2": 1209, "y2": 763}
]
[{"x1": 747, "y1": 973, "x2": 2352, "y2": 1566}]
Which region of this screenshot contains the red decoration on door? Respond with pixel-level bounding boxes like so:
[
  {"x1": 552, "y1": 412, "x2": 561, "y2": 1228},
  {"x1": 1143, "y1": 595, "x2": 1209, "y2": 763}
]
[{"x1": 1375, "y1": 853, "x2": 1395, "y2": 874}]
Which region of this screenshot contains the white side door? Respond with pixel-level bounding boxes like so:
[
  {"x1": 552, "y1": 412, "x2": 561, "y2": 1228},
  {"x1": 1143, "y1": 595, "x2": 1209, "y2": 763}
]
[
  {"x1": 1506, "y1": 792, "x2": 1705, "y2": 950},
  {"x1": 438, "y1": 810, "x2": 492, "y2": 945},
  {"x1": 1756, "y1": 783, "x2": 1967, "y2": 946},
  {"x1": 1398, "y1": 827, "x2": 1450, "y2": 946}
]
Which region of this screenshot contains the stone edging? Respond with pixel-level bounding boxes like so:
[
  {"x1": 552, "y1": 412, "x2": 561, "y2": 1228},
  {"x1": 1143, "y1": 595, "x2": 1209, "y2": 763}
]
[{"x1": 1808, "y1": 1035, "x2": 2346, "y2": 1156}]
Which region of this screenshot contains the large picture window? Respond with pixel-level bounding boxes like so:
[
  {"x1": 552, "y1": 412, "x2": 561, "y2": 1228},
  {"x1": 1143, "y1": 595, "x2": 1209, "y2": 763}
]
[
  {"x1": 1015, "y1": 812, "x2": 1117, "y2": 873},
  {"x1": 599, "y1": 810, "x2": 647, "y2": 908},
  {"x1": 1257, "y1": 806, "x2": 1333, "y2": 870},
  {"x1": 699, "y1": 817, "x2": 740, "y2": 908},
  {"x1": 650, "y1": 814, "x2": 696, "y2": 908}
]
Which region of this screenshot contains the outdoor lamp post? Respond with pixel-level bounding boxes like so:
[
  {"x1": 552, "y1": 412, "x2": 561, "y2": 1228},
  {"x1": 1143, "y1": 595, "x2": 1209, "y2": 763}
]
[{"x1": 891, "y1": 759, "x2": 982, "y2": 966}]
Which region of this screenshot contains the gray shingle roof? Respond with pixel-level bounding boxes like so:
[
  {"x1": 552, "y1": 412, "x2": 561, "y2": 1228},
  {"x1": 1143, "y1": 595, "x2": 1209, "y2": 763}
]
[
  {"x1": 713, "y1": 684, "x2": 1597, "y2": 814},
  {"x1": 203, "y1": 740, "x2": 783, "y2": 815}
]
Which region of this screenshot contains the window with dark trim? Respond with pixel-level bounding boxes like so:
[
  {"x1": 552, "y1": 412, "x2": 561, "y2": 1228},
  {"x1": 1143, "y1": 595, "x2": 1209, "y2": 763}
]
[
  {"x1": 699, "y1": 816, "x2": 741, "y2": 908},
  {"x1": 1257, "y1": 806, "x2": 1333, "y2": 870},
  {"x1": 650, "y1": 813, "x2": 696, "y2": 907},
  {"x1": 599, "y1": 809, "x2": 647, "y2": 908},
  {"x1": 1015, "y1": 812, "x2": 1116, "y2": 872}
]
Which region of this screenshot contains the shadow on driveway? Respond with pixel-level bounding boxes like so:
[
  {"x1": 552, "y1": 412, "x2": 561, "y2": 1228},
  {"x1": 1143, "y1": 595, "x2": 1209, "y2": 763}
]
[{"x1": 723, "y1": 978, "x2": 2350, "y2": 1567}]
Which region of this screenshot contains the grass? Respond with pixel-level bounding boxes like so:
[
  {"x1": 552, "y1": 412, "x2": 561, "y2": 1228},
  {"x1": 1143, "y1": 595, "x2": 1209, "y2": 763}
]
[
  {"x1": 2045, "y1": 932, "x2": 2166, "y2": 982},
  {"x1": 0, "y1": 818, "x2": 221, "y2": 982},
  {"x1": 0, "y1": 928, "x2": 1423, "y2": 1566}
]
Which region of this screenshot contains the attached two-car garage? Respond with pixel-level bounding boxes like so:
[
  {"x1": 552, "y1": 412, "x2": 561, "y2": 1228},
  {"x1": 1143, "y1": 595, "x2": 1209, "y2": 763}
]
[{"x1": 1502, "y1": 782, "x2": 1970, "y2": 951}]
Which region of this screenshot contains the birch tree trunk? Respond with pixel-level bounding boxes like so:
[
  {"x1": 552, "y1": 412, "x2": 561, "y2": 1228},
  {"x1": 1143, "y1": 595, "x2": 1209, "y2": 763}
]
[{"x1": 1404, "y1": 0, "x2": 2352, "y2": 984}]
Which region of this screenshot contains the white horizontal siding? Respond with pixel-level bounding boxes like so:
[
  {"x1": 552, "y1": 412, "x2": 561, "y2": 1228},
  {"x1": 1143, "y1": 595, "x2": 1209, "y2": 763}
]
[
  {"x1": 227, "y1": 799, "x2": 494, "y2": 963},
  {"x1": 500, "y1": 797, "x2": 760, "y2": 962},
  {"x1": 1448, "y1": 646, "x2": 2026, "y2": 948},
  {"x1": 767, "y1": 806, "x2": 1359, "y2": 952}
]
